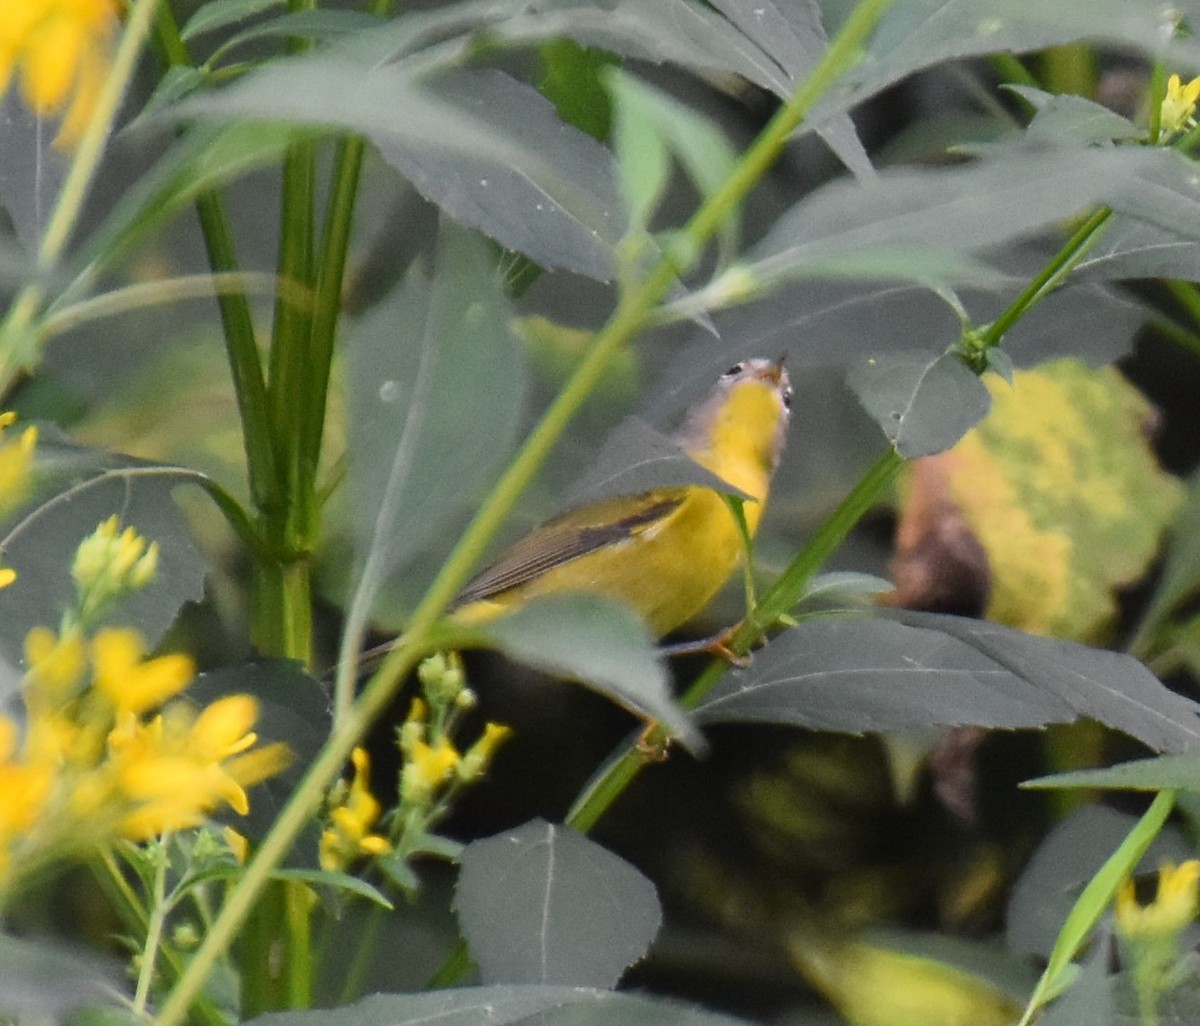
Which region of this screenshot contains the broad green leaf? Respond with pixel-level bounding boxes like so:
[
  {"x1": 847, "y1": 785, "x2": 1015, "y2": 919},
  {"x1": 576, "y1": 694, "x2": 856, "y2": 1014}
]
[
  {"x1": 205, "y1": 9, "x2": 384, "y2": 69},
  {"x1": 1026, "y1": 752, "x2": 1200, "y2": 793},
  {"x1": 826, "y1": 0, "x2": 1200, "y2": 123},
  {"x1": 248, "y1": 986, "x2": 758, "y2": 1026},
  {"x1": 744, "y1": 147, "x2": 1198, "y2": 292},
  {"x1": 1006, "y1": 805, "x2": 1192, "y2": 960},
  {"x1": 0, "y1": 439, "x2": 211, "y2": 679},
  {"x1": 181, "y1": 0, "x2": 283, "y2": 40},
  {"x1": 0, "y1": 933, "x2": 120, "y2": 1017},
  {"x1": 672, "y1": 238, "x2": 1148, "y2": 378},
  {"x1": 0, "y1": 94, "x2": 67, "y2": 252},
  {"x1": 704, "y1": 0, "x2": 871, "y2": 176},
  {"x1": 465, "y1": 595, "x2": 701, "y2": 751},
  {"x1": 1007, "y1": 86, "x2": 1142, "y2": 146},
  {"x1": 1072, "y1": 215, "x2": 1200, "y2": 287},
  {"x1": 695, "y1": 612, "x2": 1200, "y2": 752},
  {"x1": 170, "y1": 58, "x2": 626, "y2": 280},
  {"x1": 346, "y1": 222, "x2": 528, "y2": 604},
  {"x1": 564, "y1": 416, "x2": 751, "y2": 508},
  {"x1": 847, "y1": 349, "x2": 991, "y2": 457},
  {"x1": 927, "y1": 361, "x2": 1184, "y2": 640},
  {"x1": 455, "y1": 818, "x2": 661, "y2": 986}
]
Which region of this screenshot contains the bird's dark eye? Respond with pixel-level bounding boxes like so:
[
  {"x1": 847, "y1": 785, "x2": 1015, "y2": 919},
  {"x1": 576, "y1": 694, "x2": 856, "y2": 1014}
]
[
  {"x1": 782, "y1": 388, "x2": 793, "y2": 409},
  {"x1": 723, "y1": 362, "x2": 745, "y2": 377}
]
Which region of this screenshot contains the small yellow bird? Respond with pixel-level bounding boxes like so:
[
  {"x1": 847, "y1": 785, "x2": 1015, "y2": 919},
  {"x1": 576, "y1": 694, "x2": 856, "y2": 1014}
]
[{"x1": 448, "y1": 357, "x2": 792, "y2": 638}]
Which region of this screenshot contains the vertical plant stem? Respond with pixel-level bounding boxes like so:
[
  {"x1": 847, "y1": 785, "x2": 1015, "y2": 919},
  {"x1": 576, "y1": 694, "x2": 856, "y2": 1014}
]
[
  {"x1": 133, "y1": 839, "x2": 171, "y2": 1015},
  {"x1": 149, "y1": 5, "x2": 279, "y2": 515}
]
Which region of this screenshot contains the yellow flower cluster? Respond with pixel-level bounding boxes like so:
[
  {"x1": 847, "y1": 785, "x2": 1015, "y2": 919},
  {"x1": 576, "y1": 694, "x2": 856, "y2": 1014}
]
[
  {"x1": 0, "y1": 411, "x2": 37, "y2": 589},
  {"x1": 73, "y1": 515, "x2": 159, "y2": 623},
  {"x1": 0, "y1": 623, "x2": 290, "y2": 897},
  {"x1": 1116, "y1": 859, "x2": 1200, "y2": 940},
  {"x1": 1160, "y1": 73, "x2": 1200, "y2": 142},
  {"x1": 318, "y1": 748, "x2": 391, "y2": 873},
  {"x1": 318, "y1": 660, "x2": 513, "y2": 875},
  {"x1": 0, "y1": 0, "x2": 118, "y2": 149}
]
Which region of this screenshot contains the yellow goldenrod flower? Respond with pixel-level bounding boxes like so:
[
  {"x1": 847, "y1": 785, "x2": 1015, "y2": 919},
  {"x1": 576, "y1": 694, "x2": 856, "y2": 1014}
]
[
  {"x1": 1160, "y1": 73, "x2": 1200, "y2": 141},
  {"x1": 91, "y1": 627, "x2": 193, "y2": 715},
  {"x1": 1116, "y1": 859, "x2": 1200, "y2": 939},
  {"x1": 110, "y1": 695, "x2": 290, "y2": 839},
  {"x1": 24, "y1": 625, "x2": 87, "y2": 708},
  {"x1": 457, "y1": 723, "x2": 513, "y2": 784},
  {"x1": 73, "y1": 517, "x2": 160, "y2": 623},
  {"x1": 0, "y1": 411, "x2": 37, "y2": 521},
  {"x1": 319, "y1": 747, "x2": 392, "y2": 872},
  {"x1": 400, "y1": 736, "x2": 460, "y2": 809},
  {"x1": 0, "y1": 0, "x2": 119, "y2": 149}
]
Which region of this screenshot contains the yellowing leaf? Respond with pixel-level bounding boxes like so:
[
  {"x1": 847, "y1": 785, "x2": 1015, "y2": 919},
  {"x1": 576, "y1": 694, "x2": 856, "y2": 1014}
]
[{"x1": 898, "y1": 359, "x2": 1183, "y2": 641}]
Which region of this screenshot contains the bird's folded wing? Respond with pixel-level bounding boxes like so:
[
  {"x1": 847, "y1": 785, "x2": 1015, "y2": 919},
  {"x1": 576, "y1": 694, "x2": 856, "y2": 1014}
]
[{"x1": 452, "y1": 490, "x2": 686, "y2": 607}]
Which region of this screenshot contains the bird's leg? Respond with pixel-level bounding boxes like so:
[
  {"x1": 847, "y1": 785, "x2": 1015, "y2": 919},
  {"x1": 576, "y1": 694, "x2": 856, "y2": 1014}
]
[{"x1": 658, "y1": 624, "x2": 750, "y2": 666}]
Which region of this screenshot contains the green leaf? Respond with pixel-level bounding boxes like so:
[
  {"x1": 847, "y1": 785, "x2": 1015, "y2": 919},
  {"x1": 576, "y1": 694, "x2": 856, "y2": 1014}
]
[
  {"x1": 205, "y1": 10, "x2": 384, "y2": 69},
  {"x1": 847, "y1": 348, "x2": 991, "y2": 457},
  {"x1": 1007, "y1": 805, "x2": 1192, "y2": 960},
  {"x1": 1007, "y1": 86, "x2": 1142, "y2": 146},
  {"x1": 695, "y1": 612, "x2": 1200, "y2": 752},
  {"x1": 745, "y1": 148, "x2": 1190, "y2": 292},
  {"x1": 466, "y1": 595, "x2": 701, "y2": 752},
  {"x1": 181, "y1": 0, "x2": 283, "y2": 41},
  {"x1": 170, "y1": 58, "x2": 626, "y2": 280},
  {"x1": 345, "y1": 221, "x2": 528, "y2": 606},
  {"x1": 564, "y1": 416, "x2": 752, "y2": 508},
  {"x1": 1027, "y1": 752, "x2": 1200, "y2": 793},
  {"x1": 1021, "y1": 791, "x2": 1175, "y2": 1021},
  {"x1": 832, "y1": 0, "x2": 1200, "y2": 119},
  {"x1": 704, "y1": 0, "x2": 871, "y2": 176},
  {"x1": 455, "y1": 818, "x2": 661, "y2": 987},
  {"x1": 0, "y1": 439, "x2": 210, "y2": 679},
  {"x1": 1072, "y1": 216, "x2": 1200, "y2": 285},
  {"x1": 247, "y1": 986, "x2": 758, "y2": 1025},
  {"x1": 70, "y1": 121, "x2": 302, "y2": 285},
  {"x1": 0, "y1": 933, "x2": 121, "y2": 1017},
  {"x1": 604, "y1": 68, "x2": 739, "y2": 261}
]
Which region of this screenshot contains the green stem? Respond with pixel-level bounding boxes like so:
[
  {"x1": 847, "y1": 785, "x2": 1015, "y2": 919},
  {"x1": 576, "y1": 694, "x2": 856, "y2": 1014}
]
[
  {"x1": 133, "y1": 839, "x2": 171, "y2": 1015},
  {"x1": 979, "y1": 206, "x2": 1112, "y2": 350},
  {"x1": 149, "y1": 3, "x2": 280, "y2": 517},
  {"x1": 0, "y1": 0, "x2": 161, "y2": 395},
  {"x1": 294, "y1": 135, "x2": 365, "y2": 538},
  {"x1": 567, "y1": 447, "x2": 904, "y2": 833}
]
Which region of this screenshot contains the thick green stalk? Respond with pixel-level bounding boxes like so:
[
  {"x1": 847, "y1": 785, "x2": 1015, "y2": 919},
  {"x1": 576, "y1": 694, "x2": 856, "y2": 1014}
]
[
  {"x1": 153, "y1": 2, "x2": 894, "y2": 1019},
  {"x1": 294, "y1": 134, "x2": 368, "y2": 538}
]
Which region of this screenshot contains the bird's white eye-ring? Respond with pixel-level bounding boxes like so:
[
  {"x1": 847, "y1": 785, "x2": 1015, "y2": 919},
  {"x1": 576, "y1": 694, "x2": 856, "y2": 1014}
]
[{"x1": 782, "y1": 387, "x2": 793, "y2": 410}]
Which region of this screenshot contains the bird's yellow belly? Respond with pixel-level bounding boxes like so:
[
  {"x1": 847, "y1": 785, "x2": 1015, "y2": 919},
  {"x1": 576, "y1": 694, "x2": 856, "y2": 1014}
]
[{"x1": 455, "y1": 487, "x2": 761, "y2": 638}]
